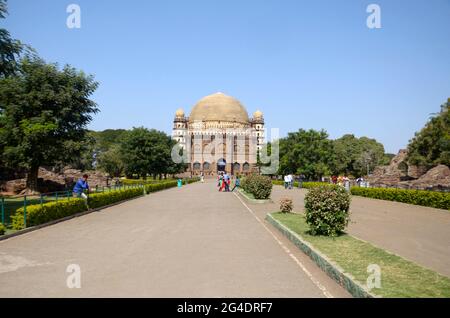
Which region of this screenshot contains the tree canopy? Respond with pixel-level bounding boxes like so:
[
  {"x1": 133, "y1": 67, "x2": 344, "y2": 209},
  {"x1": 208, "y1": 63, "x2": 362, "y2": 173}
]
[
  {"x1": 0, "y1": 0, "x2": 34, "y2": 78},
  {"x1": 333, "y1": 134, "x2": 386, "y2": 177},
  {"x1": 407, "y1": 98, "x2": 450, "y2": 168},
  {"x1": 119, "y1": 127, "x2": 185, "y2": 179},
  {"x1": 278, "y1": 129, "x2": 335, "y2": 180},
  {"x1": 0, "y1": 58, "x2": 99, "y2": 191}
]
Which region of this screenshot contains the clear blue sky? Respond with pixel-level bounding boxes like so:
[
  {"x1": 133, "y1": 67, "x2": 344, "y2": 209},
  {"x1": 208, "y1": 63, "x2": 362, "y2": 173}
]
[{"x1": 3, "y1": 0, "x2": 450, "y2": 153}]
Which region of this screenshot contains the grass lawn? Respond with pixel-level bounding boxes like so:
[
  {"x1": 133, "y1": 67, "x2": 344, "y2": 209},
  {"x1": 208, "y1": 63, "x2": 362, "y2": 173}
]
[{"x1": 271, "y1": 212, "x2": 450, "y2": 298}]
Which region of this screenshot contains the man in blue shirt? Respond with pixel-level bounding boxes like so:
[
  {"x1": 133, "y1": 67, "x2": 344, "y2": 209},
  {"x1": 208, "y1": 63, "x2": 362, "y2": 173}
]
[{"x1": 73, "y1": 174, "x2": 89, "y2": 199}]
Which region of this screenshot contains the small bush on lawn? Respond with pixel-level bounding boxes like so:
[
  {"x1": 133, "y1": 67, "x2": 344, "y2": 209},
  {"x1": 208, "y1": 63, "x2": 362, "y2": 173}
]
[
  {"x1": 279, "y1": 198, "x2": 293, "y2": 213},
  {"x1": 12, "y1": 199, "x2": 87, "y2": 230},
  {"x1": 0, "y1": 223, "x2": 6, "y2": 235},
  {"x1": 242, "y1": 174, "x2": 273, "y2": 199},
  {"x1": 88, "y1": 187, "x2": 144, "y2": 209},
  {"x1": 305, "y1": 186, "x2": 351, "y2": 237},
  {"x1": 351, "y1": 187, "x2": 450, "y2": 210}
]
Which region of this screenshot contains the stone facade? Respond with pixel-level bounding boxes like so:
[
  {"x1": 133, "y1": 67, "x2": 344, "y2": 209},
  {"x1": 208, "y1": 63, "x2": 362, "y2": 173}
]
[{"x1": 172, "y1": 93, "x2": 265, "y2": 176}]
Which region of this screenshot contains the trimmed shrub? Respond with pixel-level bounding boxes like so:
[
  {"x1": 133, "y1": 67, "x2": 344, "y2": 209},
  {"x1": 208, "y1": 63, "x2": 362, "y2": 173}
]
[
  {"x1": 242, "y1": 174, "x2": 273, "y2": 199},
  {"x1": 303, "y1": 182, "x2": 333, "y2": 189},
  {"x1": 305, "y1": 186, "x2": 351, "y2": 237},
  {"x1": 145, "y1": 180, "x2": 178, "y2": 193},
  {"x1": 279, "y1": 198, "x2": 293, "y2": 213},
  {"x1": 12, "y1": 199, "x2": 87, "y2": 230},
  {"x1": 272, "y1": 180, "x2": 331, "y2": 189},
  {"x1": 0, "y1": 223, "x2": 6, "y2": 235},
  {"x1": 351, "y1": 187, "x2": 450, "y2": 210},
  {"x1": 88, "y1": 187, "x2": 144, "y2": 209}
]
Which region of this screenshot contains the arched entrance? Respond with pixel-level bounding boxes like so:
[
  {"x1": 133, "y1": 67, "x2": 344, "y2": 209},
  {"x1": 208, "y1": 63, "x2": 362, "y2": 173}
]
[{"x1": 217, "y1": 158, "x2": 226, "y2": 172}]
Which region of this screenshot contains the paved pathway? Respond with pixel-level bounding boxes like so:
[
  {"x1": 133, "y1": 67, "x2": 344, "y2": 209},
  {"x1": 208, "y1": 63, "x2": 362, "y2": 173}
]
[
  {"x1": 260, "y1": 185, "x2": 450, "y2": 277},
  {"x1": 0, "y1": 181, "x2": 349, "y2": 297}
]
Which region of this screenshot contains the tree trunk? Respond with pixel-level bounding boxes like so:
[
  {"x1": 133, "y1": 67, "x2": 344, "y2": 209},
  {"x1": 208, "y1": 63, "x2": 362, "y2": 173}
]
[{"x1": 26, "y1": 165, "x2": 39, "y2": 194}]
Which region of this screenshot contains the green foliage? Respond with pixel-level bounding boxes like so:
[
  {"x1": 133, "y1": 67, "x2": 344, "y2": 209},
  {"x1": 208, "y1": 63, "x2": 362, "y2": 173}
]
[
  {"x1": 12, "y1": 198, "x2": 87, "y2": 230},
  {"x1": 241, "y1": 174, "x2": 273, "y2": 199},
  {"x1": 407, "y1": 99, "x2": 450, "y2": 168},
  {"x1": 279, "y1": 198, "x2": 293, "y2": 213},
  {"x1": 145, "y1": 180, "x2": 178, "y2": 193},
  {"x1": 88, "y1": 187, "x2": 143, "y2": 209},
  {"x1": 0, "y1": 0, "x2": 34, "y2": 78},
  {"x1": 304, "y1": 186, "x2": 351, "y2": 236},
  {"x1": 119, "y1": 127, "x2": 185, "y2": 179},
  {"x1": 0, "y1": 57, "x2": 99, "y2": 191},
  {"x1": 272, "y1": 180, "x2": 331, "y2": 189},
  {"x1": 333, "y1": 134, "x2": 386, "y2": 177},
  {"x1": 0, "y1": 222, "x2": 5, "y2": 235},
  {"x1": 97, "y1": 144, "x2": 124, "y2": 177},
  {"x1": 279, "y1": 129, "x2": 334, "y2": 180},
  {"x1": 351, "y1": 187, "x2": 450, "y2": 210}
]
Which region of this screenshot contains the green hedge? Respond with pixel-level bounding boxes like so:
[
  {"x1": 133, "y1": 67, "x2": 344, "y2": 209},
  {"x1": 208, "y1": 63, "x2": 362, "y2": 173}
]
[
  {"x1": 145, "y1": 180, "x2": 178, "y2": 193},
  {"x1": 88, "y1": 187, "x2": 144, "y2": 209},
  {"x1": 350, "y1": 187, "x2": 450, "y2": 210},
  {"x1": 9, "y1": 179, "x2": 200, "y2": 231},
  {"x1": 12, "y1": 199, "x2": 87, "y2": 230},
  {"x1": 122, "y1": 178, "x2": 175, "y2": 185},
  {"x1": 272, "y1": 180, "x2": 331, "y2": 189},
  {"x1": 0, "y1": 223, "x2": 6, "y2": 235}
]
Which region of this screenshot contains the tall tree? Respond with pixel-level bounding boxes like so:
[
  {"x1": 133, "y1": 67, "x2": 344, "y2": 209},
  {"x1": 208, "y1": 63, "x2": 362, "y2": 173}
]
[
  {"x1": 97, "y1": 144, "x2": 124, "y2": 178},
  {"x1": 333, "y1": 134, "x2": 386, "y2": 177},
  {"x1": 120, "y1": 127, "x2": 182, "y2": 179},
  {"x1": 279, "y1": 129, "x2": 335, "y2": 180},
  {"x1": 407, "y1": 98, "x2": 450, "y2": 168},
  {"x1": 0, "y1": 58, "x2": 99, "y2": 192}
]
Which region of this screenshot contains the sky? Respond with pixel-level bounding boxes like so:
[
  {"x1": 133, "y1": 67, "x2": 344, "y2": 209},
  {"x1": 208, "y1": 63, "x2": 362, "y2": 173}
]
[{"x1": 2, "y1": 0, "x2": 450, "y2": 153}]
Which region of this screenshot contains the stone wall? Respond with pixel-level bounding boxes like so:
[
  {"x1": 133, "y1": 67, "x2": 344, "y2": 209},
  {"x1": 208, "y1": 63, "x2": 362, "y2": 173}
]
[
  {"x1": 0, "y1": 167, "x2": 109, "y2": 195},
  {"x1": 368, "y1": 150, "x2": 449, "y2": 190}
]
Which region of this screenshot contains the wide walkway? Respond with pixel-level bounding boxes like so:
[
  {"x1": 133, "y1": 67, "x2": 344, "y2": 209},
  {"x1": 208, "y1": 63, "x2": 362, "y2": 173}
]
[
  {"x1": 0, "y1": 181, "x2": 349, "y2": 297},
  {"x1": 260, "y1": 185, "x2": 450, "y2": 277}
]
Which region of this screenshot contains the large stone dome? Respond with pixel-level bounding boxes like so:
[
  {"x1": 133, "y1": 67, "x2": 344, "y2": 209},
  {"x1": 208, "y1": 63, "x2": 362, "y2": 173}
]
[{"x1": 189, "y1": 92, "x2": 249, "y2": 124}]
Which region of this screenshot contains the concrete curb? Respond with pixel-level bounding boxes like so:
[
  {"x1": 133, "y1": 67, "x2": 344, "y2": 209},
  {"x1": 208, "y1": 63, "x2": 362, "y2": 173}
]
[
  {"x1": 265, "y1": 213, "x2": 378, "y2": 298},
  {"x1": 237, "y1": 188, "x2": 272, "y2": 204}
]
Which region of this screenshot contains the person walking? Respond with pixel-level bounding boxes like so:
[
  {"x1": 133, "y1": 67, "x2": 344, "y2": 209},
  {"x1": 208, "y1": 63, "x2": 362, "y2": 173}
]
[
  {"x1": 223, "y1": 172, "x2": 230, "y2": 192},
  {"x1": 284, "y1": 175, "x2": 289, "y2": 189},
  {"x1": 200, "y1": 171, "x2": 204, "y2": 183},
  {"x1": 73, "y1": 174, "x2": 89, "y2": 199},
  {"x1": 231, "y1": 175, "x2": 241, "y2": 192}
]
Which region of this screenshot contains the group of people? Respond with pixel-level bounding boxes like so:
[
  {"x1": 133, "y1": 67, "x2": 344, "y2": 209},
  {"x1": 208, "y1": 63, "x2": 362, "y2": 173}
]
[{"x1": 217, "y1": 172, "x2": 240, "y2": 192}]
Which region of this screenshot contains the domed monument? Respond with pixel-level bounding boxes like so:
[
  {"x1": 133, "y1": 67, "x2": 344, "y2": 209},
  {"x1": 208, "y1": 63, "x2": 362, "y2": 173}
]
[{"x1": 172, "y1": 92, "x2": 265, "y2": 175}]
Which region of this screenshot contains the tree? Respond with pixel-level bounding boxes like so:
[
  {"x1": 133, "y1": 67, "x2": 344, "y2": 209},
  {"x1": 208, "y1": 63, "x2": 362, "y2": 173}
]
[
  {"x1": 97, "y1": 144, "x2": 124, "y2": 178},
  {"x1": 333, "y1": 134, "x2": 386, "y2": 177},
  {"x1": 0, "y1": 0, "x2": 34, "y2": 78},
  {"x1": 407, "y1": 99, "x2": 450, "y2": 168},
  {"x1": 119, "y1": 127, "x2": 181, "y2": 179},
  {"x1": 0, "y1": 58, "x2": 99, "y2": 192},
  {"x1": 279, "y1": 129, "x2": 335, "y2": 180}
]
